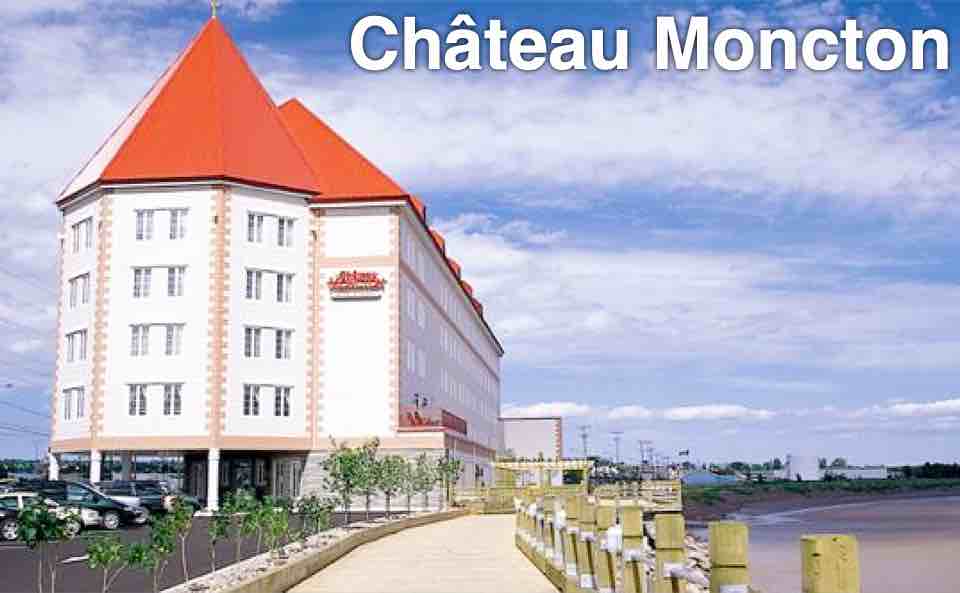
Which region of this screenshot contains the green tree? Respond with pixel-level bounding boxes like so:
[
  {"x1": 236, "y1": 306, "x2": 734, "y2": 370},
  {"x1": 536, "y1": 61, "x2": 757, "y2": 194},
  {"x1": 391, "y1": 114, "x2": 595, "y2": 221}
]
[
  {"x1": 207, "y1": 506, "x2": 230, "y2": 575},
  {"x1": 129, "y1": 513, "x2": 178, "y2": 593},
  {"x1": 86, "y1": 535, "x2": 129, "y2": 593},
  {"x1": 323, "y1": 440, "x2": 365, "y2": 523},
  {"x1": 377, "y1": 455, "x2": 406, "y2": 518},
  {"x1": 771, "y1": 457, "x2": 783, "y2": 470},
  {"x1": 298, "y1": 493, "x2": 333, "y2": 541},
  {"x1": 220, "y1": 489, "x2": 256, "y2": 563},
  {"x1": 400, "y1": 459, "x2": 418, "y2": 514},
  {"x1": 355, "y1": 439, "x2": 381, "y2": 521},
  {"x1": 262, "y1": 498, "x2": 292, "y2": 563},
  {"x1": 413, "y1": 453, "x2": 438, "y2": 510},
  {"x1": 169, "y1": 499, "x2": 195, "y2": 584},
  {"x1": 18, "y1": 499, "x2": 75, "y2": 593},
  {"x1": 436, "y1": 456, "x2": 464, "y2": 509},
  {"x1": 831, "y1": 457, "x2": 849, "y2": 468}
]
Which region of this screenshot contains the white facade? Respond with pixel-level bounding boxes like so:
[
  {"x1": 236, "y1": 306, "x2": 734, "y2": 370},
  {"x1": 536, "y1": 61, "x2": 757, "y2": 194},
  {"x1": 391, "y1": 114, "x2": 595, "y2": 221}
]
[{"x1": 52, "y1": 186, "x2": 504, "y2": 506}]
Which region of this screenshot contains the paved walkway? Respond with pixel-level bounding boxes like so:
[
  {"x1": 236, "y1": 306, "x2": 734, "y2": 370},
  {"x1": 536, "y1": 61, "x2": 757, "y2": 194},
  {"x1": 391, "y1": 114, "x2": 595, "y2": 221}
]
[{"x1": 290, "y1": 515, "x2": 556, "y2": 593}]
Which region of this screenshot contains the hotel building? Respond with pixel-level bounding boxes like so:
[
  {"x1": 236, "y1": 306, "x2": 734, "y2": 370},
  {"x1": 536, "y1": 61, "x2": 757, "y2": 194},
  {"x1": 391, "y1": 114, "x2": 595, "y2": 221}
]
[{"x1": 49, "y1": 17, "x2": 503, "y2": 509}]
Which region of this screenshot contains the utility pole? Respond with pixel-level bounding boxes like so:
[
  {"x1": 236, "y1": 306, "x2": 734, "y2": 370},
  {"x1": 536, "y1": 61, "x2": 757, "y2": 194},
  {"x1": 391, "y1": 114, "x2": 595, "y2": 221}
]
[
  {"x1": 638, "y1": 440, "x2": 652, "y2": 466},
  {"x1": 578, "y1": 425, "x2": 591, "y2": 458},
  {"x1": 611, "y1": 431, "x2": 623, "y2": 464}
]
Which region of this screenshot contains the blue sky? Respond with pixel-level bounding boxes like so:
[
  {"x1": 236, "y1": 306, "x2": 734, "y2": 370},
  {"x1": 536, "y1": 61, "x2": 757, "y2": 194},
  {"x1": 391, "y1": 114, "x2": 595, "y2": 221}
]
[{"x1": 1, "y1": 1, "x2": 959, "y2": 464}]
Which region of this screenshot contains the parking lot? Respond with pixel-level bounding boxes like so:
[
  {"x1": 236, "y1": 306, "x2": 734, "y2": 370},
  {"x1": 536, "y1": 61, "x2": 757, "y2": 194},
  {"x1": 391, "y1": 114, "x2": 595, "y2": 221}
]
[{"x1": 0, "y1": 512, "x2": 387, "y2": 593}]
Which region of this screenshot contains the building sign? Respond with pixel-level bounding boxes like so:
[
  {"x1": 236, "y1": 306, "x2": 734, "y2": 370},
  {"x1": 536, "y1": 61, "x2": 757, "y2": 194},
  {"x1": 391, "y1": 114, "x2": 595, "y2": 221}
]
[{"x1": 328, "y1": 270, "x2": 386, "y2": 299}]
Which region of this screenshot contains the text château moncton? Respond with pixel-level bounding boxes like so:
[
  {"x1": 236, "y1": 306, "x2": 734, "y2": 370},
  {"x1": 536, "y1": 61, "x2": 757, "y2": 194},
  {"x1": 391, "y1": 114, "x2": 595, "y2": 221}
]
[{"x1": 350, "y1": 14, "x2": 949, "y2": 72}]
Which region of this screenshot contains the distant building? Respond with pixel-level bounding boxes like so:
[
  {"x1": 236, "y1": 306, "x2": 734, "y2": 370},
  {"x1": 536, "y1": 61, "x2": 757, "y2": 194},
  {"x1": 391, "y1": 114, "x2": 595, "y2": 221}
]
[
  {"x1": 784, "y1": 455, "x2": 821, "y2": 481},
  {"x1": 500, "y1": 417, "x2": 562, "y2": 460},
  {"x1": 825, "y1": 466, "x2": 888, "y2": 480}
]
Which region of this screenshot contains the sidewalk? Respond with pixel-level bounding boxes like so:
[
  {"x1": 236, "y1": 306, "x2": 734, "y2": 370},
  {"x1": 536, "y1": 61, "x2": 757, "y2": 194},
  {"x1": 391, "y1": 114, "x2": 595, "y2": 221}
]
[{"x1": 290, "y1": 514, "x2": 556, "y2": 593}]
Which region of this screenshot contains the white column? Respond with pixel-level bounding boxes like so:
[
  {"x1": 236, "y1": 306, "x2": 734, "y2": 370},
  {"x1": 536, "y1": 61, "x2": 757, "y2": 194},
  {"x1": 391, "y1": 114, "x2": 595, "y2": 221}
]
[
  {"x1": 90, "y1": 449, "x2": 102, "y2": 483},
  {"x1": 207, "y1": 448, "x2": 220, "y2": 511},
  {"x1": 120, "y1": 452, "x2": 133, "y2": 480},
  {"x1": 47, "y1": 452, "x2": 60, "y2": 480}
]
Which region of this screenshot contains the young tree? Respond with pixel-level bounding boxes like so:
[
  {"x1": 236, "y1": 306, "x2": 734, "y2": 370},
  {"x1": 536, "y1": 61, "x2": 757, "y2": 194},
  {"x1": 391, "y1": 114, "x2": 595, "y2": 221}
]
[
  {"x1": 377, "y1": 455, "x2": 406, "y2": 519},
  {"x1": 169, "y1": 499, "x2": 195, "y2": 584},
  {"x1": 207, "y1": 506, "x2": 230, "y2": 575},
  {"x1": 413, "y1": 453, "x2": 438, "y2": 510},
  {"x1": 322, "y1": 440, "x2": 364, "y2": 524},
  {"x1": 129, "y1": 513, "x2": 178, "y2": 593},
  {"x1": 221, "y1": 489, "x2": 256, "y2": 563},
  {"x1": 436, "y1": 456, "x2": 464, "y2": 509},
  {"x1": 18, "y1": 499, "x2": 75, "y2": 593},
  {"x1": 262, "y1": 497, "x2": 291, "y2": 563},
  {"x1": 400, "y1": 459, "x2": 417, "y2": 514},
  {"x1": 86, "y1": 535, "x2": 129, "y2": 593},
  {"x1": 355, "y1": 439, "x2": 381, "y2": 521},
  {"x1": 298, "y1": 493, "x2": 333, "y2": 542}
]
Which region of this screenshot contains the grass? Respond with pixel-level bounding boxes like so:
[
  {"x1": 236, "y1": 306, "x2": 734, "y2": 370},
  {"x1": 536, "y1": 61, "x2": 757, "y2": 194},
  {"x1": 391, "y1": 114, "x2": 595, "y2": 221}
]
[{"x1": 684, "y1": 478, "x2": 960, "y2": 506}]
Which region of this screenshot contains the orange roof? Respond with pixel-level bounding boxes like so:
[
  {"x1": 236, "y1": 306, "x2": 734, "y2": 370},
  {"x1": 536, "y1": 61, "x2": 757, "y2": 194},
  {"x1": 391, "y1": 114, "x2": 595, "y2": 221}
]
[
  {"x1": 409, "y1": 195, "x2": 427, "y2": 221},
  {"x1": 60, "y1": 18, "x2": 321, "y2": 201},
  {"x1": 448, "y1": 259, "x2": 462, "y2": 278},
  {"x1": 278, "y1": 98, "x2": 407, "y2": 200},
  {"x1": 461, "y1": 280, "x2": 474, "y2": 297},
  {"x1": 430, "y1": 229, "x2": 446, "y2": 253}
]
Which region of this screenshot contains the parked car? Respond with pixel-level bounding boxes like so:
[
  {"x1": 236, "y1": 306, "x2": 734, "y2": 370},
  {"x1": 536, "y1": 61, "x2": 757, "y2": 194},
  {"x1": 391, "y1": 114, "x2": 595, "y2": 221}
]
[
  {"x1": 99, "y1": 480, "x2": 201, "y2": 516},
  {"x1": 0, "y1": 492, "x2": 98, "y2": 541},
  {"x1": 15, "y1": 480, "x2": 146, "y2": 530}
]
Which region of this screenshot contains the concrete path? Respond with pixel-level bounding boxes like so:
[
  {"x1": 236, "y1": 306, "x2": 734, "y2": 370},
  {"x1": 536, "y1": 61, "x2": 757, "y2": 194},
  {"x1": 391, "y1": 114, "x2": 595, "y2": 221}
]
[{"x1": 290, "y1": 514, "x2": 556, "y2": 593}]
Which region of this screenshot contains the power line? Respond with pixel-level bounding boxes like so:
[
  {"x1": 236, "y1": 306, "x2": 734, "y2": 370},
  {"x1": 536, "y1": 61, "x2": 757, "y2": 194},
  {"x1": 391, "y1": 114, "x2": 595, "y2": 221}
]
[
  {"x1": 0, "y1": 267, "x2": 57, "y2": 297},
  {"x1": 0, "y1": 422, "x2": 50, "y2": 437},
  {"x1": 0, "y1": 400, "x2": 50, "y2": 418}
]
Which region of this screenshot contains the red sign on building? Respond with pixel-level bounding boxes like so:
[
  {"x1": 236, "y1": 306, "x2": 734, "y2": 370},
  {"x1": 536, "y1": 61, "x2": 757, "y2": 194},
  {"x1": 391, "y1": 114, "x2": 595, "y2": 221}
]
[{"x1": 328, "y1": 270, "x2": 386, "y2": 299}]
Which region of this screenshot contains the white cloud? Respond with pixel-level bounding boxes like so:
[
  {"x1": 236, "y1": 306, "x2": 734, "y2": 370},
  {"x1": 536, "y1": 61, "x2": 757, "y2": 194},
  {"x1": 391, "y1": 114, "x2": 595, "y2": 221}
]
[
  {"x1": 661, "y1": 404, "x2": 776, "y2": 421},
  {"x1": 501, "y1": 401, "x2": 593, "y2": 418},
  {"x1": 434, "y1": 214, "x2": 960, "y2": 371},
  {"x1": 607, "y1": 405, "x2": 654, "y2": 420},
  {"x1": 8, "y1": 339, "x2": 45, "y2": 355},
  {"x1": 855, "y1": 398, "x2": 960, "y2": 418}
]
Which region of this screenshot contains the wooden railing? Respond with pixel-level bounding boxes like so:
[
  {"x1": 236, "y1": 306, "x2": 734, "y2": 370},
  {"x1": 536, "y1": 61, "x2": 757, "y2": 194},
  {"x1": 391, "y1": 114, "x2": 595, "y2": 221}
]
[{"x1": 514, "y1": 492, "x2": 863, "y2": 593}]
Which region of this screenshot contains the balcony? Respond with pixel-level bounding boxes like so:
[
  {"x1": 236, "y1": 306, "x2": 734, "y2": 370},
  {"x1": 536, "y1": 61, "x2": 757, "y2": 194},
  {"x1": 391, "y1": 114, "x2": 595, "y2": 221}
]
[{"x1": 398, "y1": 404, "x2": 468, "y2": 436}]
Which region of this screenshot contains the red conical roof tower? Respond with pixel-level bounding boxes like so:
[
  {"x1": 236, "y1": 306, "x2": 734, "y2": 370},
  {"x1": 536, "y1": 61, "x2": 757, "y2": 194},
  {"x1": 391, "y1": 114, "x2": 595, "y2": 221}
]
[{"x1": 60, "y1": 18, "x2": 321, "y2": 201}]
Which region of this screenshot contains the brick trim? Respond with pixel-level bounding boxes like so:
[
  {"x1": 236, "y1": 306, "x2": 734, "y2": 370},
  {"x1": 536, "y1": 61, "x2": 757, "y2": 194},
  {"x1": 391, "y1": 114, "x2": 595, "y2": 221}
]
[
  {"x1": 206, "y1": 187, "x2": 230, "y2": 444},
  {"x1": 90, "y1": 195, "x2": 114, "y2": 443}
]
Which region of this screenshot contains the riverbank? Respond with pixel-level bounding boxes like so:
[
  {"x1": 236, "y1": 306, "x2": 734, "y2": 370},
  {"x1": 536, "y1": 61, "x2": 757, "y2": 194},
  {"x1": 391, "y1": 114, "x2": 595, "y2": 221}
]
[{"x1": 682, "y1": 478, "x2": 960, "y2": 522}]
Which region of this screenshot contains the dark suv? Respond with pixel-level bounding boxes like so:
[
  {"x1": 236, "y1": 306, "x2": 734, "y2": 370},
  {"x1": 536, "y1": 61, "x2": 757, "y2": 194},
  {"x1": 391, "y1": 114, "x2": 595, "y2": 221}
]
[
  {"x1": 100, "y1": 480, "x2": 201, "y2": 515},
  {"x1": 16, "y1": 480, "x2": 146, "y2": 530}
]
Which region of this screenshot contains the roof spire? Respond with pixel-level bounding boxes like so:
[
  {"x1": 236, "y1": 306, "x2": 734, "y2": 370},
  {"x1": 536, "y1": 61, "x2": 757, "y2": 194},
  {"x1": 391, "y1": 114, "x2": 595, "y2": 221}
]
[{"x1": 210, "y1": 0, "x2": 219, "y2": 19}]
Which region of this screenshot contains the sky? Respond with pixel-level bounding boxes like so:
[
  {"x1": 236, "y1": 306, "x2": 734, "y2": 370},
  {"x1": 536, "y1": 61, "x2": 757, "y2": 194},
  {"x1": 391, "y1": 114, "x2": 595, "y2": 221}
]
[{"x1": 0, "y1": 0, "x2": 958, "y2": 464}]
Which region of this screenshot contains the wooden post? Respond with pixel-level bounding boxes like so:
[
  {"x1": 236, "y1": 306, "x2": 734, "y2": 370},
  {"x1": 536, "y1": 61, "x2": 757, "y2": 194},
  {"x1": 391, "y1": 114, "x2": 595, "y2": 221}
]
[
  {"x1": 594, "y1": 502, "x2": 617, "y2": 593},
  {"x1": 709, "y1": 521, "x2": 750, "y2": 593},
  {"x1": 621, "y1": 505, "x2": 646, "y2": 593},
  {"x1": 576, "y1": 498, "x2": 598, "y2": 592},
  {"x1": 654, "y1": 513, "x2": 686, "y2": 593},
  {"x1": 802, "y1": 534, "x2": 861, "y2": 593},
  {"x1": 563, "y1": 494, "x2": 581, "y2": 593}
]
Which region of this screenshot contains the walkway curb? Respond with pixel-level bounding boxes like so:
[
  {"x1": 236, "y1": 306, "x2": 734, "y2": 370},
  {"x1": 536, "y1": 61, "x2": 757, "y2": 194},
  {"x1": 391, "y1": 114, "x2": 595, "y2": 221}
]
[{"x1": 219, "y1": 510, "x2": 469, "y2": 593}]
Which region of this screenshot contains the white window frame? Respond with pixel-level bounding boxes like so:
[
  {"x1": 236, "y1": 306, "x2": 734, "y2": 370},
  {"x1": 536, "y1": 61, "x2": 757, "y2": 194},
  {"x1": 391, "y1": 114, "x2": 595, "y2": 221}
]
[
  {"x1": 244, "y1": 327, "x2": 262, "y2": 358},
  {"x1": 133, "y1": 268, "x2": 152, "y2": 298},
  {"x1": 245, "y1": 270, "x2": 262, "y2": 300},
  {"x1": 243, "y1": 384, "x2": 261, "y2": 416},
  {"x1": 164, "y1": 324, "x2": 183, "y2": 356},
  {"x1": 276, "y1": 273, "x2": 293, "y2": 303},
  {"x1": 274, "y1": 386, "x2": 291, "y2": 417},
  {"x1": 128, "y1": 384, "x2": 147, "y2": 416},
  {"x1": 167, "y1": 267, "x2": 185, "y2": 297},
  {"x1": 169, "y1": 209, "x2": 187, "y2": 240},
  {"x1": 163, "y1": 384, "x2": 182, "y2": 416},
  {"x1": 131, "y1": 325, "x2": 150, "y2": 357},
  {"x1": 135, "y1": 210, "x2": 154, "y2": 241},
  {"x1": 247, "y1": 213, "x2": 264, "y2": 243},
  {"x1": 275, "y1": 329, "x2": 292, "y2": 360},
  {"x1": 277, "y1": 217, "x2": 294, "y2": 247}
]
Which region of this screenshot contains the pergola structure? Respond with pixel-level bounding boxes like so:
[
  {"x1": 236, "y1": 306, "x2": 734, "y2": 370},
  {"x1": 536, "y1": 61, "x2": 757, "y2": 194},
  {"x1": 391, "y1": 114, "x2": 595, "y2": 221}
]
[{"x1": 493, "y1": 459, "x2": 593, "y2": 491}]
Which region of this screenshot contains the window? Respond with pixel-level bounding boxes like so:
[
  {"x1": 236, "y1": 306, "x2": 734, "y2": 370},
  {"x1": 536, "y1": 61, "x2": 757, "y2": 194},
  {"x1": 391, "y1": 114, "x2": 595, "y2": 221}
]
[
  {"x1": 66, "y1": 330, "x2": 87, "y2": 363},
  {"x1": 133, "y1": 268, "x2": 152, "y2": 298},
  {"x1": 169, "y1": 209, "x2": 187, "y2": 240},
  {"x1": 63, "y1": 390, "x2": 72, "y2": 420},
  {"x1": 164, "y1": 324, "x2": 183, "y2": 356},
  {"x1": 276, "y1": 273, "x2": 293, "y2": 303},
  {"x1": 167, "y1": 267, "x2": 185, "y2": 297},
  {"x1": 274, "y1": 386, "x2": 291, "y2": 417},
  {"x1": 244, "y1": 327, "x2": 262, "y2": 358},
  {"x1": 277, "y1": 217, "x2": 294, "y2": 247},
  {"x1": 275, "y1": 329, "x2": 292, "y2": 360},
  {"x1": 245, "y1": 270, "x2": 262, "y2": 300},
  {"x1": 80, "y1": 274, "x2": 90, "y2": 305},
  {"x1": 70, "y1": 218, "x2": 92, "y2": 253},
  {"x1": 163, "y1": 384, "x2": 182, "y2": 416},
  {"x1": 243, "y1": 384, "x2": 260, "y2": 416},
  {"x1": 69, "y1": 277, "x2": 78, "y2": 309},
  {"x1": 130, "y1": 325, "x2": 150, "y2": 356},
  {"x1": 406, "y1": 339, "x2": 416, "y2": 375},
  {"x1": 67, "y1": 274, "x2": 91, "y2": 308},
  {"x1": 76, "y1": 388, "x2": 85, "y2": 418},
  {"x1": 128, "y1": 384, "x2": 147, "y2": 416},
  {"x1": 417, "y1": 347, "x2": 426, "y2": 378},
  {"x1": 135, "y1": 210, "x2": 154, "y2": 241},
  {"x1": 247, "y1": 213, "x2": 263, "y2": 243}
]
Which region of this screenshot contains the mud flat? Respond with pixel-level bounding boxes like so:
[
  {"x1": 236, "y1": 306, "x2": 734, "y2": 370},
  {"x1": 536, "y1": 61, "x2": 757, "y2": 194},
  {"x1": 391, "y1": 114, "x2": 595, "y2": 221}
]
[{"x1": 731, "y1": 497, "x2": 960, "y2": 593}]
